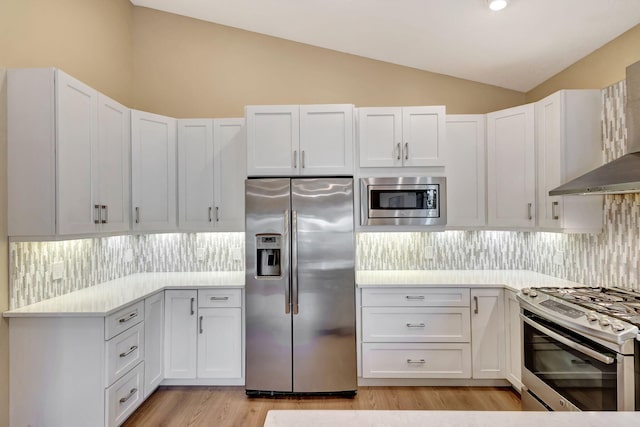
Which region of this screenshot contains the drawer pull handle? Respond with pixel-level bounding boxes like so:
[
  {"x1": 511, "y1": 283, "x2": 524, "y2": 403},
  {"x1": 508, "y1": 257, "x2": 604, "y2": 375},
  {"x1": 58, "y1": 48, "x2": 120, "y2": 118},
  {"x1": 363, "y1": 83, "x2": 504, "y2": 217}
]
[
  {"x1": 118, "y1": 311, "x2": 138, "y2": 324},
  {"x1": 119, "y1": 388, "x2": 138, "y2": 404},
  {"x1": 119, "y1": 345, "x2": 138, "y2": 358},
  {"x1": 407, "y1": 359, "x2": 426, "y2": 364},
  {"x1": 210, "y1": 296, "x2": 230, "y2": 301},
  {"x1": 406, "y1": 323, "x2": 425, "y2": 328},
  {"x1": 405, "y1": 296, "x2": 425, "y2": 300}
]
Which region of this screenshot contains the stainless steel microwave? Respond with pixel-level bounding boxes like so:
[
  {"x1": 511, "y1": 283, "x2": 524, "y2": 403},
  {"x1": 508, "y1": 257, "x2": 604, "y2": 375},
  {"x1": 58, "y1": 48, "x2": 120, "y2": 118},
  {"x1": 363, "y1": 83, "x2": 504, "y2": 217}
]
[{"x1": 360, "y1": 177, "x2": 446, "y2": 226}]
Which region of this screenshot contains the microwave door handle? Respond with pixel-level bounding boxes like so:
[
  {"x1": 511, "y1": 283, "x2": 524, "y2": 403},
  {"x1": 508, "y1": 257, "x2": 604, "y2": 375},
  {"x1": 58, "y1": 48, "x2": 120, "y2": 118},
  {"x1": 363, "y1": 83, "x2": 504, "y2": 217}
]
[{"x1": 520, "y1": 314, "x2": 615, "y2": 365}]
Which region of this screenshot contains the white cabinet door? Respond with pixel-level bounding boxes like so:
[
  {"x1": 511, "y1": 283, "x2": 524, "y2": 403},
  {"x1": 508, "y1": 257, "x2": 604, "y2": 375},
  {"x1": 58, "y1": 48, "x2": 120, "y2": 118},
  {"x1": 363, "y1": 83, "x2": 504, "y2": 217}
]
[
  {"x1": 97, "y1": 94, "x2": 130, "y2": 233},
  {"x1": 178, "y1": 119, "x2": 215, "y2": 230},
  {"x1": 504, "y1": 290, "x2": 522, "y2": 391},
  {"x1": 471, "y1": 288, "x2": 505, "y2": 379},
  {"x1": 358, "y1": 107, "x2": 403, "y2": 167},
  {"x1": 402, "y1": 106, "x2": 446, "y2": 167},
  {"x1": 164, "y1": 290, "x2": 197, "y2": 379},
  {"x1": 536, "y1": 90, "x2": 603, "y2": 233},
  {"x1": 131, "y1": 110, "x2": 177, "y2": 232},
  {"x1": 55, "y1": 70, "x2": 99, "y2": 235},
  {"x1": 487, "y1": 104, "x2": 536, "y2": 229},
  {"x1": 214, "y1": 118, "x2": 246, "y2": 231},
  {"x1": 445, "y1": 115, "x2": 486, "y2": 228},
  {"x1": 197, "y1": 307, "x2": 242, "y2": 379},
  {"x1": 246, "y1": 105, "x2": 299, "y2": 176},
  {"x1": 299, "y1": 104, "x2": 353, "y2": 175},
  {"x1": 144, "y1": 292, "x2": 164, "y2": 398}
]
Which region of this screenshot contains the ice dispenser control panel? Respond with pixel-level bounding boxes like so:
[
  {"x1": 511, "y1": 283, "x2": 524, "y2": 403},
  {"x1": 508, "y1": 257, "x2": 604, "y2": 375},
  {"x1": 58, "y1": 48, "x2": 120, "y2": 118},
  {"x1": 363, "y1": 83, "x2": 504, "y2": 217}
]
[{"x1": 256, "y1": 234, "x2": 281, "y2": 277}]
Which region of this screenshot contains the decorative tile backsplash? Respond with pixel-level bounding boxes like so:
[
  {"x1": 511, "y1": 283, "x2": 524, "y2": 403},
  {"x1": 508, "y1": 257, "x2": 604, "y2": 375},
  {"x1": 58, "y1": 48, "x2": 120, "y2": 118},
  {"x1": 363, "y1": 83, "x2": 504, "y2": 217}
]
[{"x1": 10, "y1": 80, "x2": 640, "y2": 308}]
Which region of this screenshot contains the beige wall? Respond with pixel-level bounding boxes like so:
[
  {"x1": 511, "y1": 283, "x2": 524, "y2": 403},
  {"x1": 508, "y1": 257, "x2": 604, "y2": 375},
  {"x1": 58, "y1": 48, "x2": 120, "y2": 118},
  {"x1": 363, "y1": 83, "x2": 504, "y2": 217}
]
[
  {"x1": 527, "y1": 24, "x2": 640, "y2": 102},
  {"x1": 132, "y1": 7, "x2": 525, "y2": 118},
  {"x1": 0, "y1": 0, "x2": 134, "y2": 105},
  {"x1": 0, "y1": 68, "x2": 7, "y2": 427}
]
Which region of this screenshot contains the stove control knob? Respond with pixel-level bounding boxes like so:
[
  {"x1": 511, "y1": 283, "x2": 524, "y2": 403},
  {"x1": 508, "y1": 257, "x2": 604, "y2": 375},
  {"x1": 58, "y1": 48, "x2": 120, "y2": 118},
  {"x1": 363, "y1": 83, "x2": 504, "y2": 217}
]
[
  {"x1": 599, "y1": 317, "x2": 611, "y2": 327},
  {"x1": 522, "y1": 288, "x2": 530, "y2": 295},
  {"x1": 587, "y1": 312, "x2": 599, "y2": 322},
  {"x1": 529, "y1": 290, "x2": 538, "y2": 298},
  {"x1": 612, "y1": 323, "x2": 626, "y2": 332}
]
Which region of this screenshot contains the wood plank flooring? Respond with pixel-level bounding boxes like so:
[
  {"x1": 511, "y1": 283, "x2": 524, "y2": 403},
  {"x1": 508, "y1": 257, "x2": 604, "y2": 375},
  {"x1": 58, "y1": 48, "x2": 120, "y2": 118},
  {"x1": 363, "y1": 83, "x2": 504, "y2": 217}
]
[{"x1": 123, "y1": 386, "x2": 521, "y2": 427}]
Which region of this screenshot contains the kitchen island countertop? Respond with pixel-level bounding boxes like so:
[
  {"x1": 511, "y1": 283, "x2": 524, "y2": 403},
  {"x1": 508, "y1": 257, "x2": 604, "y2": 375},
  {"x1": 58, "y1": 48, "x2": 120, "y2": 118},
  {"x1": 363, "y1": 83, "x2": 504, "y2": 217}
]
[
  {"x1": 263, "y1": 410, "x2": 640, "y2": 427},
  {"x1": 356, "y1": 269, "x2": 583, "y2": 292},
  {"x1": 3, "y1": 271, "x2": 244, "y2": 317}
]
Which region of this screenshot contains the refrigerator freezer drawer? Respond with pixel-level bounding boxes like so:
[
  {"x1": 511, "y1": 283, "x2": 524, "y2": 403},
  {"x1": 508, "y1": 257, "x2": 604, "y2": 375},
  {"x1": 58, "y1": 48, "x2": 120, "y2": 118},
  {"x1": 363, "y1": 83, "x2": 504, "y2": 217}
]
[
  {"x1": 362, "y1": 307, "x2": 471, "y2": 343},
  {"x1": 362, "y1": 343, "x2": 471, "y2": 378}
]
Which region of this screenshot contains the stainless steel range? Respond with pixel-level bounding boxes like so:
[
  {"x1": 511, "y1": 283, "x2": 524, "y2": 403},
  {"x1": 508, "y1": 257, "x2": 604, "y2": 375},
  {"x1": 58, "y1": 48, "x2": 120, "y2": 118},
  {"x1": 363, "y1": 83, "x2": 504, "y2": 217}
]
[{"x1": 517, "y1": 287, "x2": 640, "y2": 412}]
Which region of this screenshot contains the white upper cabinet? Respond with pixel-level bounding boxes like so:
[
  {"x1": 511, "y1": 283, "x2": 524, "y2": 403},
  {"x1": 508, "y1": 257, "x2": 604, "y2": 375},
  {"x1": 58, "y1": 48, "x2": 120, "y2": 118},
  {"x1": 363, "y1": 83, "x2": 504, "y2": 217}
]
[
  {"x1": 535, "y1": 90, "x2": 603, "y2": 233},
  {"x1": 486, "y1": 104, "x2": 536, "y2": 229},
  {"x1": 178, "y1": 118, "x2": 246, "y2": 231},
  {"x1": 246, "y1": 104, "x2": 354, "y2": 176},
  {"x1": 131, "y1": 110, "x2": 177, "y2": 232},
  {"x1": 358, "y1": 106, "x2": 445, "y2": 168},
  {"x1": 8, "y1": 68, "x2": 130, "y2": 237},
  {"x1": 445, "y1": 115, "x2": 486, "y2": 228}
]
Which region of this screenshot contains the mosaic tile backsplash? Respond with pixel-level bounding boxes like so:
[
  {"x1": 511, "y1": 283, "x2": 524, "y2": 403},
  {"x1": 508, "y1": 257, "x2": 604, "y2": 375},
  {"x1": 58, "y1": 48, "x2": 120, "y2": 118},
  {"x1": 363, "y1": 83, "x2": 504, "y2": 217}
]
[{"x1": 10, "y1": 80, "x2": 640, "y2": 308}]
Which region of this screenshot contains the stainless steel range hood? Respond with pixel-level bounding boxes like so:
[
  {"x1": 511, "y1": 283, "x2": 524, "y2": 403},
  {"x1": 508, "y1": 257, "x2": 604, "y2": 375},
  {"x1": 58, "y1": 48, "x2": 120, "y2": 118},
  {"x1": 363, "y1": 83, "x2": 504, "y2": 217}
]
[{"x1": 549, "y1": 60, "x2": 640, "y2": 195}]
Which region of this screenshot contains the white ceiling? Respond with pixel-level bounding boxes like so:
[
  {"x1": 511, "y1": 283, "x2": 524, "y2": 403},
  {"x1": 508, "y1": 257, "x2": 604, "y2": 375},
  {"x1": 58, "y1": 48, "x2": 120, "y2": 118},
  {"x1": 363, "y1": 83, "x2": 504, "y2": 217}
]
[{"x1": 130, "y1": 0, "x2": 640, "y2": 92}]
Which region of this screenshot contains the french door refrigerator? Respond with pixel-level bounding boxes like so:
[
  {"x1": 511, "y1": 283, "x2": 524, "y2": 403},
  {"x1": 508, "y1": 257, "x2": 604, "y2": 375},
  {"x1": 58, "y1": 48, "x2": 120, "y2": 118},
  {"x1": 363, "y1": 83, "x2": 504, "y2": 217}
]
[{"x1": 245, "y1": 177, "x2": 357, "y2": 396}]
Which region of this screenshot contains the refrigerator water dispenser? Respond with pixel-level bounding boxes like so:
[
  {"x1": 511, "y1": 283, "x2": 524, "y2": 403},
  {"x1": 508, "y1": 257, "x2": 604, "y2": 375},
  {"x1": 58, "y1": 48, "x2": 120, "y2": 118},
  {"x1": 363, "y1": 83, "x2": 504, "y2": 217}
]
[{"x1": 256, "y1": 234, "x2": 281, "y2": 277}]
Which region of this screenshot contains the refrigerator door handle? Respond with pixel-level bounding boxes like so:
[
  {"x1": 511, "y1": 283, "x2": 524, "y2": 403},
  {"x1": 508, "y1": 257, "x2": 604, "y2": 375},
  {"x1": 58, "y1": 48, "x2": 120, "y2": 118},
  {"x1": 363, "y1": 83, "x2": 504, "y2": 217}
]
[
  {"x1": 292, "y1": 210, "x2": 299, "y2": 315},
  {"x1": 284, "y1": 209, "x2": 291, "y2": 314}
]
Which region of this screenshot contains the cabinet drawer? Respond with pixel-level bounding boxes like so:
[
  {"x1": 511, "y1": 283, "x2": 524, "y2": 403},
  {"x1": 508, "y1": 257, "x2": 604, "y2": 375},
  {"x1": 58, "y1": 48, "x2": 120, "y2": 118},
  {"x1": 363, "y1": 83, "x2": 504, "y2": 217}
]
[
  {"x1": 106, "y1": 322, "x2": 145, "y2": 387},
  {"x1": 198, "y1": 288, "x2": 241, "y2": 308},
  {"x1": 362, "y1": 343, "x2": 471, "y2": 379},
  {"x1": 105, "y1": 301, "x2": 144, "y2": 340},
  {"x1": 362, "y1": 287, "x2": 470, "y2": 307},
  {"x1": 362, "y1": 307, "x2": 470, "y2": 343},
  {"x1": 106, "y1": 361, "x2": 144, "y2": 427}
]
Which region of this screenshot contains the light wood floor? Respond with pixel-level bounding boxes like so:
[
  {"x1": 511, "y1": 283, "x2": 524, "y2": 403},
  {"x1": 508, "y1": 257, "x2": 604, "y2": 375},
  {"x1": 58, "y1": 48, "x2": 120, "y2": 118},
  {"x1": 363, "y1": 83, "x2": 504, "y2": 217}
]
[{"x1": 123, "y1": 386, "x2": 521, "y2": 427}]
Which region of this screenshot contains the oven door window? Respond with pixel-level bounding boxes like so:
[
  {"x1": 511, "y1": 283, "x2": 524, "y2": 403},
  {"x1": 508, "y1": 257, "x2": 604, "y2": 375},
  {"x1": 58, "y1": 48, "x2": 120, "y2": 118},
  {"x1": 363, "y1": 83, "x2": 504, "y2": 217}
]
[{"x1": 523, "y1": 314, "x2": 618, "y2": 411}]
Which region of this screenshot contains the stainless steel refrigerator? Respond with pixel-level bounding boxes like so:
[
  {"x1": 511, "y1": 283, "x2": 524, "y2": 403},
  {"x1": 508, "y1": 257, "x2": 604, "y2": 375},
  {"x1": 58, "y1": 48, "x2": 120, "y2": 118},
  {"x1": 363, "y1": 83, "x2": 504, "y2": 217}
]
[{"x1": 245, "y1": 177, "x2": 357, "y2": 396}]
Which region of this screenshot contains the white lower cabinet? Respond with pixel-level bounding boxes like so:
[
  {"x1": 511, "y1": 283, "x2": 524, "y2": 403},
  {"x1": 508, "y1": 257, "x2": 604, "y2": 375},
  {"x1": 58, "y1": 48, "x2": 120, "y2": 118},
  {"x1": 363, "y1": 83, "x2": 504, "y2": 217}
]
[
  {"x1": 164, "y1": 288, "x2": 243, "y2": 384},
  {"x1": 144, "y1": 292, "x2": 165, "y2": 397},
  {"x1": 471, "y1": 288, "x2": 506, "y2": 379},
  {"x1": 504, "y1": 289, "x2": 523, "y2": 391},
  {"x1": 106, "y1": 362, "x2": 145, "y2": 427}
]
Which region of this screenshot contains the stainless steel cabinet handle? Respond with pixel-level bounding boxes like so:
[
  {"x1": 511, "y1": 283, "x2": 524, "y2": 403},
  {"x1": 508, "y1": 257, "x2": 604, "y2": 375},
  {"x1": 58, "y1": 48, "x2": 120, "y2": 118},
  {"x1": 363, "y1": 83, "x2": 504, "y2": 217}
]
[
  {"x1": 405, "y1": 142, "x2": 409, "y2": 160},
  {"x1": 293, "y1": 150, "x2": 298, "y2": 168},
  {"x1": 405, "y1": 295, "x2": 425, "y2": 300},
  {"x1": 101, "y1": 205, "x2": 107, "y2": 224},
  {"x1": 527, "y1": 203, "x2": 533, "y2": 220},
  {"x1": 407, "y1": 359, "x2": 426, "y2": 364},
  {"x1": 135, "y1": 207, "x2": 140, "y2": 224},
  {"x1": 210, "y1": 296, "x2": 229, "y2": 301},
  {"x1": 118, "y1": 311, "x2": 138, "y2": 324},
  {"x1": 552, "y1": 201, "x2": 559, "y2": 220},
  {"x1": 396, "y1": 143, "x2": 401, "y2": 160},
  {"x1": 520, "y1": 314, "x2": 615, "y2": 364},
  {"x1": 94, "y1": 204, "x2": 101, "y2": 224},
  {"x1": 406, "y1": 323, "x2": 426, "y2": 328},
  {"x1": 292, "y1": 210, "x2": 299, "y2": 315},
  {"x1": 284, "y1": 209, "x2": 291, "y2": 314},
  {"x1": 302, "y1": 150, "x2": 306, "y2": 168},
  {"x1": 119, "y1": 388, "x2": 137, "y2": 404},
  {"x1": 119, "y1": 345, "x2": 138, "y2": 358},
  {"x1": 190, "y1": 297, "x2": 195, "y2": 315},
  {"x1": 215, "y1": 206, "x2": 219, "y2": 222},
  {"x1": 199, "y1": 316, "x2": 203, "y2": 334},
  {"x1": 208, "y1": 207, "x2": 213, "y2": 222},
  {"x1": 474, "y1": 296, "x2": 479, "y2": 314}
]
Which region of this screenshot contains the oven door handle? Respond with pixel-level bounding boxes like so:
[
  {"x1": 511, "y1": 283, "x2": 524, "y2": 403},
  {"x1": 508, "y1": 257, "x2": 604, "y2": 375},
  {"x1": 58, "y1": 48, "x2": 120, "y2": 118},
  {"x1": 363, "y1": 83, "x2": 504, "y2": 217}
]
[{"x1": 520, "y1": 314, "x2": 615, "y2": 365}]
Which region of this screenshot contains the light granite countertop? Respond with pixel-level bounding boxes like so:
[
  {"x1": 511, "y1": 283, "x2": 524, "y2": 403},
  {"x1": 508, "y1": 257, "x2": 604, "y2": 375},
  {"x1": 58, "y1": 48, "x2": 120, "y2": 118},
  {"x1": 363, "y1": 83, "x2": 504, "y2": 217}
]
[
  {"x1": 262, "y1": 410, "x2": 640, "y2": 427},
  {"x1": 3, "y1": 271, "x2": 244, "y2": 317},
  {"x1": 356, "y1": 270, "x2": 584, "y2": 292}
]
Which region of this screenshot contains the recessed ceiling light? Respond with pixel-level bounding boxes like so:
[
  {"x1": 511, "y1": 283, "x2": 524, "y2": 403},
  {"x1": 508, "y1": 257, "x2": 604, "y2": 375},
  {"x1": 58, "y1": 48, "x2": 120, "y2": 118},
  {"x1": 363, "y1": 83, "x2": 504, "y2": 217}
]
[{"x1": 488, "y1": 0, "x2": 508, "y2": 11}]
